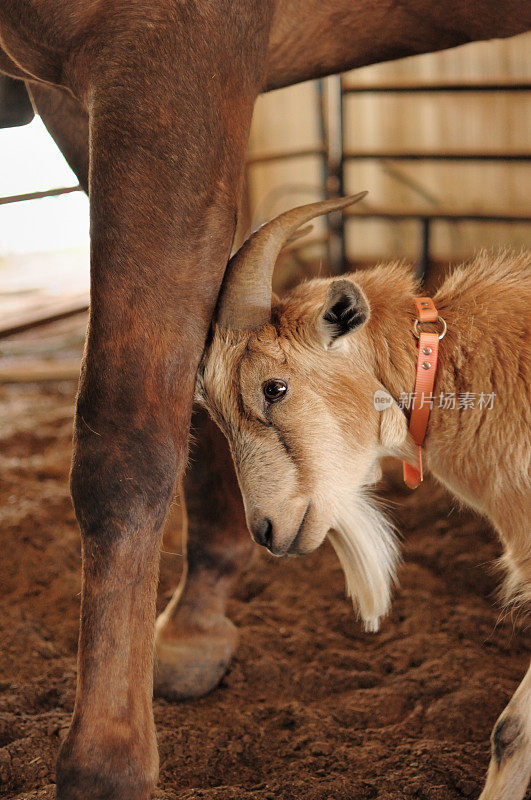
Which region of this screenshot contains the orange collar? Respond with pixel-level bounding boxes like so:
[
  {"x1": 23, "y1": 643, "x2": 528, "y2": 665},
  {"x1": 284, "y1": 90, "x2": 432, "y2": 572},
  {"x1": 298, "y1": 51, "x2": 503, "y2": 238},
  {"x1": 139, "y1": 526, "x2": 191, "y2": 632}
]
[{"x1": 403, "y1": 297, "x2": 447, "y2": 489}]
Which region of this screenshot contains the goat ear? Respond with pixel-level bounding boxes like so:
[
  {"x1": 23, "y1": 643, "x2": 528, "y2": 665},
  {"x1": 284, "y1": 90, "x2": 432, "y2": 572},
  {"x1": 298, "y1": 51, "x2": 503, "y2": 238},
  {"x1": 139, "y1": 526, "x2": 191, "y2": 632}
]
[{"x1": 319, "y1": 279, "x2": 370, "y2": 346}]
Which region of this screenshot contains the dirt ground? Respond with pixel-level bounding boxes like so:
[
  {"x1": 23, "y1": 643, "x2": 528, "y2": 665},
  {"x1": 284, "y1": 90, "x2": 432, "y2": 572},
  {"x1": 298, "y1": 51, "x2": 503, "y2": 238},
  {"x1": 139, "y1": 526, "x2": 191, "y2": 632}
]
[{"x1": 0, "y1": 322, "x2": 529, "y2": 800}]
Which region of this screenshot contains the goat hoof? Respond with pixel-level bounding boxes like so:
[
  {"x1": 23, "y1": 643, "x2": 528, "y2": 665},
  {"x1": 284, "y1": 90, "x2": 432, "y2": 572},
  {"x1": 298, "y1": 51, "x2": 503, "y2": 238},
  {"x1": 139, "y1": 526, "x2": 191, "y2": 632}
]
[{"x1": 154, "y1": 614, "x2": 238, "y2": 700}]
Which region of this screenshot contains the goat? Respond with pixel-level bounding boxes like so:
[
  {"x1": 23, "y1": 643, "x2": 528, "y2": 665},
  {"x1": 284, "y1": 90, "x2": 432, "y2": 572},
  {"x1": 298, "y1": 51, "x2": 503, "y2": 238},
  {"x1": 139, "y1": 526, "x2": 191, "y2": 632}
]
[{"x1": 199, "y1": 195, "x2": 531, "y2": 800}]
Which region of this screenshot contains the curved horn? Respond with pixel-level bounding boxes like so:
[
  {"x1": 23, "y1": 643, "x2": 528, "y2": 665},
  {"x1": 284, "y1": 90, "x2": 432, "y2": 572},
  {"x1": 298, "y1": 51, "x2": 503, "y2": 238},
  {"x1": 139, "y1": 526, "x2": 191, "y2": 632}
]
[{"x1": 216, "y1": 192, "x2": 367, "y2": 330}]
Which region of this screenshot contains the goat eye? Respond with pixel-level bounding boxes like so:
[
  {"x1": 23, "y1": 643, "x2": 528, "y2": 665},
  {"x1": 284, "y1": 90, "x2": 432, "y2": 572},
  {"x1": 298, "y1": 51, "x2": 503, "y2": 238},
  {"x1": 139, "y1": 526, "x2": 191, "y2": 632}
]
[{"x1": 263, "y1": 379, "x2": 288, "y2": 403}]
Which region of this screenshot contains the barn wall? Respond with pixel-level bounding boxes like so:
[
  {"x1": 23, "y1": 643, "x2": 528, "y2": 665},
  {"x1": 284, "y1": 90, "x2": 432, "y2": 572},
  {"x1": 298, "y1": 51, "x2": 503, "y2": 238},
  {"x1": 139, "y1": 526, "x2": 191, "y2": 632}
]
[{"x1": 246, "y1": 33, "x2": 530, "y2": 264}]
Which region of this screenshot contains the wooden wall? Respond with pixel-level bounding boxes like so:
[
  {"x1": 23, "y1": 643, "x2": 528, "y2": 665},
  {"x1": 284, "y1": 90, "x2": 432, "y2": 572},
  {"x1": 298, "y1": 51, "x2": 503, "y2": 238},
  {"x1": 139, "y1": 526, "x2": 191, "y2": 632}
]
[{"x1": 246, "y1": 33, "x2": 530, "y2": 264}]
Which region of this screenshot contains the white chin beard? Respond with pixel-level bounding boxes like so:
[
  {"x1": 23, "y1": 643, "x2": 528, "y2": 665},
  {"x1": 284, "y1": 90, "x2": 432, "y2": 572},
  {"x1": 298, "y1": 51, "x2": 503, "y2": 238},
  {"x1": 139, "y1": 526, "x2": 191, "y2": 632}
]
[{"x1": 328, "y1": 493, "x2": 400, "y2": 633}]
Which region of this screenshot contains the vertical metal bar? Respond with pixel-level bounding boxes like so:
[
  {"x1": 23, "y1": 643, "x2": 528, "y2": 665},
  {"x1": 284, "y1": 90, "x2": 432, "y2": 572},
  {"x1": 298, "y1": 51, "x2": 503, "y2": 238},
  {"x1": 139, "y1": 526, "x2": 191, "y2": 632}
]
[
  {"x1": 338, "y1": 74, "x2": 347, "y2": 271},
  {"x1": 316, "y1": 78, "x2": 332, "y2": 267},
  {"x1": 326, "y1": 75, "x2": 345, "y2": 273},
  {"x1": 416, "y1": 217, "x2": 431, "y2": 282}
]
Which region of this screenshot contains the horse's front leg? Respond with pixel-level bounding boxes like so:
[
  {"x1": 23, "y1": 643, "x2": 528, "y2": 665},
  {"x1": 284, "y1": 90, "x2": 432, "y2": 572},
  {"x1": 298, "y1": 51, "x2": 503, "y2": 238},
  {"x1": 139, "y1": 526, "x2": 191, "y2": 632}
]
[
  {"x1": 27, "y1": 79, "x2": 254, "y2": 705},
  {"x1": 54, "y1": 11, "x2": 271, "y2": 800}
]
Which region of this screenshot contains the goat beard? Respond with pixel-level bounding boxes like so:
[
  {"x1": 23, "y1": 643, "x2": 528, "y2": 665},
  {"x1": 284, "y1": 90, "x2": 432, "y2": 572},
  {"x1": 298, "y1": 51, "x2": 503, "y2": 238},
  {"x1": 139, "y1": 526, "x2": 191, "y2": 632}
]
[{"x1": 328, "y1": 493, "x2": 400, "y2": 633}]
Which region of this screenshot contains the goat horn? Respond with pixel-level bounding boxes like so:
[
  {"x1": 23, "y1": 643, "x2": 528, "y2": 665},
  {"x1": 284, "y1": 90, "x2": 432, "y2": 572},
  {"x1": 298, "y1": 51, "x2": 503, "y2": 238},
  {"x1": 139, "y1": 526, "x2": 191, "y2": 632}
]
[{"x1": 215, "y1": 192, "x2": 368, "y2": 330}]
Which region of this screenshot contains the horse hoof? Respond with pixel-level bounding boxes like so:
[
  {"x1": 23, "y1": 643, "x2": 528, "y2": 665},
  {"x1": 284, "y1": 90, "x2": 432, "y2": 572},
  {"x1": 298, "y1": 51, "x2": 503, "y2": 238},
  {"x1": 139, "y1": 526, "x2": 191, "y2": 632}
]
[
  {"x1": 154, "y1": 614, "x2": 238, "y2": 700},
  {"x1": 56, "y1": 726, "x2": 158, "y2": 800}
]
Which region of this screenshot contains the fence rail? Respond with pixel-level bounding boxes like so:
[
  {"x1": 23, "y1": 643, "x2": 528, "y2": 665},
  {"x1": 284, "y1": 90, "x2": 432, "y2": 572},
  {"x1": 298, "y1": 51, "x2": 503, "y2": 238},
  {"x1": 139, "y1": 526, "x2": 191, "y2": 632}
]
[
  {"x1": 0, "y1": 184, "x2": 82, "y2": 206},
  {"x1": 342, "y1": 80, "x2": 531, "y2": 93}
]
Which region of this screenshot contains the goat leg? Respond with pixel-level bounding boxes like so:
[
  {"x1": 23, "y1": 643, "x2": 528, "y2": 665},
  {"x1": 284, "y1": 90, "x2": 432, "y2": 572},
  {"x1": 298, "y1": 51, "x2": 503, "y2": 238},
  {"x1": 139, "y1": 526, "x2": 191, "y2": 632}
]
[{"x1": 479, "y1": 661, "x2": 531, "y2": 800}]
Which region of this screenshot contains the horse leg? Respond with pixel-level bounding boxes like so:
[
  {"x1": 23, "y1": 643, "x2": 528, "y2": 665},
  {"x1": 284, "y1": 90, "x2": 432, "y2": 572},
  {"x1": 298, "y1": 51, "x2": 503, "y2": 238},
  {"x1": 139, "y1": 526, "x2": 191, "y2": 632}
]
[
  {"x1": 27, "y1": 84, "x2": 255, "y2": 701},
  {"x1": 57, "y1": 118, "x2": 257, "y2": 798},
  {"x1": 155, "y1": 408, "x2": 253, "y2": 700},
  {"x1": 27, "y1": 82, "x2": 89, "y2": 191}
]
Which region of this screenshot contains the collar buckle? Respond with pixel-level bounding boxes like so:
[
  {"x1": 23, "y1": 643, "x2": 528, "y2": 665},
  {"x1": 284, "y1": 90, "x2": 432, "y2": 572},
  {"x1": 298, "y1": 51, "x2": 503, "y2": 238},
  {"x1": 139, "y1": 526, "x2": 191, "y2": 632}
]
[{"x1": 413, "y1": 315, "x2": 447, "y2": 341}]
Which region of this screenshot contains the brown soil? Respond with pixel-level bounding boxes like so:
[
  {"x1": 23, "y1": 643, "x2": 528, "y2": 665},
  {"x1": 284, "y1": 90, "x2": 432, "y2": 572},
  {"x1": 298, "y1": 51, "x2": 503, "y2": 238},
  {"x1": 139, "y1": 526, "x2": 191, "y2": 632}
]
[{"x1": 0, "y1": 364, "x2": 529, "y2": 800}]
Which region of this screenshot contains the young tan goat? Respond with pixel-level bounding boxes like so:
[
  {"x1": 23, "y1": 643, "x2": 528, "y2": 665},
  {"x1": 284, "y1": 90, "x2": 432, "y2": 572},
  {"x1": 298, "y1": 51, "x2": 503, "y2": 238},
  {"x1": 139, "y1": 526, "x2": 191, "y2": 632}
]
[{"x1": 198, "y1": 196, "x2": 530, "y2": 800}]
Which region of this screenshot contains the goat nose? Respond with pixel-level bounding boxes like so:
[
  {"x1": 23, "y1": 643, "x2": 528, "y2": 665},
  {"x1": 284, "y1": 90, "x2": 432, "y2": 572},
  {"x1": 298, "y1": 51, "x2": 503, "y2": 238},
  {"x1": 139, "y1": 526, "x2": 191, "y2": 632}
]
[{"x1": 253, "y1": 518, "x2": 273, "y2": 549}]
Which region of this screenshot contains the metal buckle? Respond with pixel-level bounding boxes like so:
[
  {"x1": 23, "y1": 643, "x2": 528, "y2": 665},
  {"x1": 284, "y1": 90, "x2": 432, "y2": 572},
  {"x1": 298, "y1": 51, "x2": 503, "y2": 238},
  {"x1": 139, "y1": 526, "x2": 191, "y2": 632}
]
[{"x1": 413, "y1": 315, "x2": 447, "y2": 340}]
